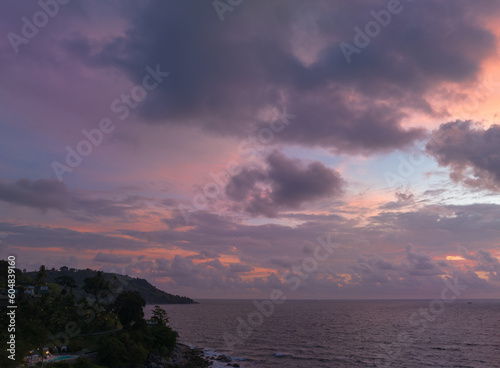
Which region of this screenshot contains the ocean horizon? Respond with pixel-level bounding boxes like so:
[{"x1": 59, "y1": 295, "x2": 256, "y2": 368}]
[{"x1": 145, "y1": 299, "x2": 500, "y2": 367}]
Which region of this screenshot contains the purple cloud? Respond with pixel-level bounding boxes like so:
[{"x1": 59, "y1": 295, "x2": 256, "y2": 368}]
[
  {"x1": 226, "y1": 151, "x2": 344, "y2": 216},
  {"x1": 426, "y1": 120, "x2": 500, "y2": 191}
]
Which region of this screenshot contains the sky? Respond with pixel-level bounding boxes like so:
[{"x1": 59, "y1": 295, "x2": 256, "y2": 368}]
[{"x1": 1, "y1": 0, "x2": 500, "y2": 299}]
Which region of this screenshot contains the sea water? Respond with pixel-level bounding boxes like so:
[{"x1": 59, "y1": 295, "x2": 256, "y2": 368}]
[{"x1": 145, "y1": 299, "x2": 500, "y2": 367}]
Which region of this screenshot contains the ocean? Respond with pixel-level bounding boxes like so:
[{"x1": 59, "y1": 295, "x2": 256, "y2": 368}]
[{"x1": 144, "y1": 299, "x2": 500, "y2": 367}]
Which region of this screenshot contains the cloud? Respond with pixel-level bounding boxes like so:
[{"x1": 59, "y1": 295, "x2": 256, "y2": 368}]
[
  {"x1": 58, "y1": 0, "x2": 500, "y2": 154},
  {"x1": 426, "y1": 120, "x2": 500, "y2": 191},
  {"x1": 380, "y1": 191, "x2": 415, "y2": 210},
  {"x1": 0, "y1": 221, "x2": 147, "y2": 251},
  {"x1": 370, "y1": 203, "x2": 500, "y2": 252},
  {"x1": 423, "y1": 189, "x2": 447, "y2": 197},
  {"x1": 350, "y1": 245, "x2": 447, "y2": 288},
  {"x1": 0, "y1": 177, "x2": 149, "y2": 221},
  {"x1": 153, "y1": 255, "x2": 256, "y2": 289},
  {"x1": 458, "y1": 248, "x2": 500, "y2": 278},
  {"x1": 0, "y1": 178, "x2": 70, "y2": 211},
  {"x1": 94, "y1": 252, "x2": 133, "y2": 264},
  {"x1": 4, "y1": 202, "x2": 500, "y2": 297},
  {"x1": 229, "y1": 263, "x2": 254, "y2": 273},
  {"x1": 68, "y1": 194, "x2": 147, "y2": 222},
  {"x1": 405, "y1": 243, "x2": 447, "y2": 276},
  {"x1": 226, "y1": 151, "x2": 344, "y2": 216}
]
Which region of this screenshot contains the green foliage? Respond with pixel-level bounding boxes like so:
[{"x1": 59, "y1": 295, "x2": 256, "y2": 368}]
[
  {"x1": 0, "y1": 328, "x2": 30, "y2": 368},
  {"x1": 67, "y1": 337, "x2": 84, "y2": 352},
  {"x1": 150, "y1": 305, "x2": 169, "y2": 326},
  {"x1": 83, "y1": 272, "x2": 107, "y2": 297},
  {"x1": 35, "y1": 265, "x2": 48, "y2": 287},
  {"x1": 72, "y1": 357, "x2": 94, "y2": 368},
  {"x1": 1, "y1": 262, "x2": 185, "y2": 368},
  {"x1": 0, "y1": 260, "x2": 24, "y2": 288},
  {"x1": 150, "y1": 324, "x2": 178, "y2": 356},
  {"x1": 147, "y1": 306, "x2": 177, "y2": 355},
  {"x1": 48, "y1": 362, "x2": 72, "y2": 368},
  {"x1": 55, "y1": 275, "x2": 78, "y2": 294},
  {"x1": 112, "y1": 291, "x2": 146, "y2": 328},
  {"x1": 97, "y1": 337, "x2": 127, "y2": 368},
  {"x1": 25, "y1": 267, "x2": 196, "y2": 304}
]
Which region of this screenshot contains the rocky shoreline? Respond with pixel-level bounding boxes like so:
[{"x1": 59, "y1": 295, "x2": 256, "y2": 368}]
[{"x1": 143, "y1": 343, "x2": 241, "y2": 368}]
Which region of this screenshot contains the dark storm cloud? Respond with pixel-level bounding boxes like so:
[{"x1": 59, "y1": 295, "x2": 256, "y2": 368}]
[
  {"x1": 225, "y1": 151, "x2": 344, "y2": 216},
  {"x1": 426, "y1": 120, "x2": 500, "y2": 191},
  {"x1": 60, "y1": 0, "x2": 499, "y2": 154},
  {"x1": 0, "y1": 178, "x2": 70, "y2": 211}
]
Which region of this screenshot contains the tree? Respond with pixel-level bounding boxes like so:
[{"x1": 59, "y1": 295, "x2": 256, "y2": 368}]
[
  {"x1": 150, "y1": 324, "x2": 178, "y2": 356},
  {"x1": 150, "y1": 305, "x2": 169, "y2": 326},
  {"x1": 83, "y1": 271, "x2": 107, "y2": 297},
  {"x1": 97, "y1": 337, "x2": 127, "y2": 368},
  {"x1": 34, "y1": 265, "x2": 47, "y2": 287},
  {"x1": 148, "y1": 306, "x2": 177, "y2": 356},
  {"x1": 60, "y1": 266, "x2": 69, "y2": 272},
  {"x1": 112, "y1": 291, "x2": 146, "y2": 328},
  {"x1": 55, "y1": 275, "x2": 77, "y2": 294}
]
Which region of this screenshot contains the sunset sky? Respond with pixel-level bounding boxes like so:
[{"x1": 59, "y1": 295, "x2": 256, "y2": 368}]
[{"x1": 1, "y1": 0, "x2": 500, "y2": 299}]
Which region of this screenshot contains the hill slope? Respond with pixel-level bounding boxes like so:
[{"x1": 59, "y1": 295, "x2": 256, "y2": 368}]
[{"x1": 25, "y1": 268, "x2": 196, "y2": 304}]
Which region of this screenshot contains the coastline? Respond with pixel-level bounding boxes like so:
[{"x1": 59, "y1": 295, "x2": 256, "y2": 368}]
[{"x1": 144, "y1": 343, "x2": 242, "y2": 368}]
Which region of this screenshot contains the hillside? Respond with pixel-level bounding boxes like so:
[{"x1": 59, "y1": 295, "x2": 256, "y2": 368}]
[{"x1": 25, "y1": 267, "x2": 196, "y2": 304}]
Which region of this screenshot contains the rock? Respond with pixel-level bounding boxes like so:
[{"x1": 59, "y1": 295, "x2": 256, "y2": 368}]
[
  {"x1": 216, "y1": 355, "x2": 231, "y2": 363},
  {"x1": 161, "y1": 343, "x2": 213, "y2": 368}
]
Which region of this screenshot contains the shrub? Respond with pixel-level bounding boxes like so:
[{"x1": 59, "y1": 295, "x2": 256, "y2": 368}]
[
  {"x1": 73, "y1": 357, "x2": 93, "y2": 368},
  {"x1": 97, "y1": 337, "x2": 127, "y2": 368}
]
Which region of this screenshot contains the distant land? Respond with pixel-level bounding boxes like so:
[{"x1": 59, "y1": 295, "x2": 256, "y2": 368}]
[{"x1": 25, "y1": 267, "x2": 197, "y2": 304}]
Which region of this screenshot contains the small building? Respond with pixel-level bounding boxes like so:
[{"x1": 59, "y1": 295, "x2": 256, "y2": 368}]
[{"x1": 25, "y1": 289, "x2": 34, "y2": 296}]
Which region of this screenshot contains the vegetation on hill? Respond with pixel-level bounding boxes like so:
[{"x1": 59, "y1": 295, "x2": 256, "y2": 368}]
[
  {"x1": 0, "y1": 261, "x2": 185, "y2": 368},
  {"x1": 25, "y1": 267, "x2": 196, "y2": 304}
]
